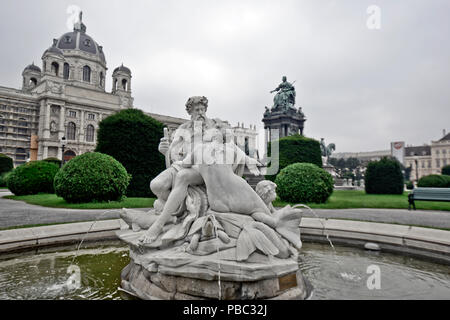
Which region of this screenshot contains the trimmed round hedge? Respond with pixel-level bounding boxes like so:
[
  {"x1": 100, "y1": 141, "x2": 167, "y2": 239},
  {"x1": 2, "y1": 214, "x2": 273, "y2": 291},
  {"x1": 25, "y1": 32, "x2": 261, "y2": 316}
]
[
  {"x1": 417, "y1": 174, "x2": 450, "y2": 188},
  {"x1": 0, "y1": 171, "x2": 11, "y2": 187},
  {"x1": 365, "y1": 157, "x2": 404, "y2": 195},
  {"x1": 0, "y1": 153, "x2": 13, "y2": 175},
  {"x1": 405, "y1": 181, "x2": 414, "y2": 190},
  {"x1": 54, "y1": 152, "x2": 130, "y2": 203},
  {"x1": 266, "y1": 134, "x2": 322, "y2": 181},
  {"x1": 43, "y1": 157, "x2": 62, "y2": 167},
  {"x1": 275, "y1": 162, "x2": 334, "y2": 203},
  {"x1": 6, "y1": 161, "x2": 59, "y2": 195},
  {"x1": 442, "y1": 165, "x2": 450, "y2": 176}
]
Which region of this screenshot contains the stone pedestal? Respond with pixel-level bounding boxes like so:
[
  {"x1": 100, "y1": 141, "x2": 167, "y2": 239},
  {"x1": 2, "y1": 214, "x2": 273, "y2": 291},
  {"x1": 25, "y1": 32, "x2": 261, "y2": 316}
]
[
  {"x1": 322, "y1": 163, "x2": 336, "y2": 177},
  {"x1": 117, "y1": 229, "x2": 309, "y2": 300}
]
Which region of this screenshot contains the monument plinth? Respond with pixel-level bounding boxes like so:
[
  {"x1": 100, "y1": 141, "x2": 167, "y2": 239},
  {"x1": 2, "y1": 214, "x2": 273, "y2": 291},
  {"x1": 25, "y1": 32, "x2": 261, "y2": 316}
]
[
  {"x1": 118, "y1": 96, "x2": 309, "y2": 300},
  {"x1": 262, "y1": 76, "x2": 306, "y2": 151}
]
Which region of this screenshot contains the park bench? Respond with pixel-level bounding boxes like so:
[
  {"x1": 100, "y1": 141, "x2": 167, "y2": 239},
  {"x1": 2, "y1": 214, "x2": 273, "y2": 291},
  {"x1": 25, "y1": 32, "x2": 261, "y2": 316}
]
[{"x1": 408, "y1": 187, "x2": 450, "y2": 210}]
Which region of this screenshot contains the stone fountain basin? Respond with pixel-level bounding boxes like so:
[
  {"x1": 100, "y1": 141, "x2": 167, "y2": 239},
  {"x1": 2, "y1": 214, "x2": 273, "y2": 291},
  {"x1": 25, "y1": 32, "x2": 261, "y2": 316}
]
[{"x1": 117, "y1": 229, "x2": 309, "y2": 300}]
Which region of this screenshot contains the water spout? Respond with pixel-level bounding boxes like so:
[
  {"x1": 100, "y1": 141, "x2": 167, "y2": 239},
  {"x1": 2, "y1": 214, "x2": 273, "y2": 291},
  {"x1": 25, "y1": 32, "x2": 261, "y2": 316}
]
[
  {"x1": 292, "y1": 204, "x2": 335, "y2": 251},
  {"x1": 70, "y1": 209, "x2": 122, "y2": 266}
]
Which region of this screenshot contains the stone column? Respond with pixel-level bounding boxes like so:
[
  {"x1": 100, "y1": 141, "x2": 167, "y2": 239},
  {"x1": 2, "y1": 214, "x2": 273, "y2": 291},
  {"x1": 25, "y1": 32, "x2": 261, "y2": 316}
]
[
  {"x1": 79, "y1": 110, "x2": 85, "y2": 142},
  {"x1": 57, "y1": 106, "x2": 65, "y2": 160},
  {"x1": 264, "y1": 128, "x2": 268, "y2": 158},
  {"x1": 43, "y1": 104, "x2": 51, "y2": 139},
  {"x1": 59, "y1": 106, "x2": 65, "y2": 139}
]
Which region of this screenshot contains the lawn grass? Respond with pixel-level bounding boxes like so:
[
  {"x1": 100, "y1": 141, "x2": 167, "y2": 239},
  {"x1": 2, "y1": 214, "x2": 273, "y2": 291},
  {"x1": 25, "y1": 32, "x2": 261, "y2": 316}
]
[
  {"x1": 4, "y1": 193, "x2": 155, "y2": 209},
  {"x1": 273, "y1": 190, "x2": 450, "y2": 211},
  {"x1": 5, "y1": 190, "x2": 450, "y2": 211}
]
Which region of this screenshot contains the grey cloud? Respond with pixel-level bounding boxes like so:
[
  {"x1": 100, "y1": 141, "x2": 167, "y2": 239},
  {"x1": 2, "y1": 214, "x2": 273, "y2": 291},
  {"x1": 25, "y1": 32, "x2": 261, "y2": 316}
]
[{"x1": 0, "y1": 0, "x2": 449, "y2": 152}]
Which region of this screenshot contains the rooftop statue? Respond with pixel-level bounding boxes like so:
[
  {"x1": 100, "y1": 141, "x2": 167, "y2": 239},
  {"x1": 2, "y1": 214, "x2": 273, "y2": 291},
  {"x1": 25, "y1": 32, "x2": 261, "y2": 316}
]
[
  {"x1": 270, "y1": 76, "x2": 296, "y2": 111},
  {"x1": 118, "y1": 96, "x2": 308, "y2": 300}
]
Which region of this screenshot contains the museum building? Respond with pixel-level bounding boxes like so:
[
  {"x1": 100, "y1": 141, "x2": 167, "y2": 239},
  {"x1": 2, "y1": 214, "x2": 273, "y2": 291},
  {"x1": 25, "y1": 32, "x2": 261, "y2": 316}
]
[{"x1": 0, "y1": 14, "x2": 187, "y2": 167}]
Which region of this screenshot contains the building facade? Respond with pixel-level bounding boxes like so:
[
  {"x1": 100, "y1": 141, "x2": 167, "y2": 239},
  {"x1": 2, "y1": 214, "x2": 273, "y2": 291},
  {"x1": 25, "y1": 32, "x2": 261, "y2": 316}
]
[
  {"x1": 403, "y1": 145, "x2": 432, "y2": 181},
  {"x1": 431, "y1": 132, "x2": 450, "y2": 173},
  {"x1": 403, "y1": 131, "x2": 450, "y2": 182},
  {"x1": 332, "y1": 150, "x2": 391, "y2": 164},
  {"x1": 0, "y1": 14, "x2": 189, "y2": 167},
  {"x1": 332, "y1": 131, "x2": 450, "y2": 183}
]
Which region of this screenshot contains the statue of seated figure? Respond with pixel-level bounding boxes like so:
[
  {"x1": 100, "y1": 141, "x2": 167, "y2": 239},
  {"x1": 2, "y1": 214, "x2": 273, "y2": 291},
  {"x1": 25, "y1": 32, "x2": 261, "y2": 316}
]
[{"x1": 120, "y1": 97, "x2": 303, "y2": 263}]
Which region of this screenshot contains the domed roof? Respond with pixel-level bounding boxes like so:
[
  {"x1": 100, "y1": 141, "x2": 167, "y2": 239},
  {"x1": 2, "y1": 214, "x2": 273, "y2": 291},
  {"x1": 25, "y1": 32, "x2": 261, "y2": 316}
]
[
  {"x1": 24, "y1": 63, "x2": 41, "y2": 73},
  {"x1": 113, "y1": 64, "x2": 131, "y2": 74},
  {"x1": 43, "y1": 43, "x2": 63, "y2": 56},
  {"x1": 52, "y1": 12, "x2": 106, "y2": 64}
]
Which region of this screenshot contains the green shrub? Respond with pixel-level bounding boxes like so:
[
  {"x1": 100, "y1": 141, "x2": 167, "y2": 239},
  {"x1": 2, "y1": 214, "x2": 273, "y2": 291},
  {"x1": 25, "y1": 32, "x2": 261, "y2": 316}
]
[
  {"x1": 6, "y1": 161, "x2": 59, "y2": 195},
  {"x1": 0, "y1": 171, "x2": 12, "y2": 187},
  {"x1": 43, "y1": 157, "x2": 62, "y2": 167},
  {"x1": 0, "y1": 153, "x2": 13, "y2": 175},
  {"x1": 406, "y1": 181, "x2": 414, "y2": 190},
  {"x1": 275, "y1": 162, "x2": 334, "y2": 203},
  {"x1": 54, "y1": 152, "x2": 130, "y2": 203},
  {"x1": 95, "y1": 109, "x2": 165, "y2": 197},
  {"x1": 442, "y1": 165, "x2": 450, "y2": 176},
  {"x1": 266, "y1": 134, "x2": 322, "y2": 181},
  {"x1": 365, "y1": 157, "x2": 404, "y2": 194},
  {"x1": 417, "y1": 174, "x2": 450, "y2": 188}
]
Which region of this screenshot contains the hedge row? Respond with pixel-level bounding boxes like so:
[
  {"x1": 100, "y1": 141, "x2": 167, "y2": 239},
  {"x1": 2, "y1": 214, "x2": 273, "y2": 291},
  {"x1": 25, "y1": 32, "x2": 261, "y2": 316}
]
[
  {"x1": 0, "y1": 153, "x2": 13, "y2": 175},
  {"x1": 442, "y1": 165, "x2": 450, "y2": 176},
  {"x1": 95, "y1": 109, "x2": 165, "y2": 197},
  {"x1": 417, "y1": 174, "x2": 450, "y2": 188},
  {"x1": 266, "y1": 134, "x2": 322, "y2": 181}
]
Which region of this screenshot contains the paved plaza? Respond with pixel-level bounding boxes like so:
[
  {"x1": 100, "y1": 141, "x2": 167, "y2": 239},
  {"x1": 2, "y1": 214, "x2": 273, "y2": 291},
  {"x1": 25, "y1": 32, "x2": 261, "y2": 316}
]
[{"x1": 1, "y1": 190, "x2": 449, "y2": 230}]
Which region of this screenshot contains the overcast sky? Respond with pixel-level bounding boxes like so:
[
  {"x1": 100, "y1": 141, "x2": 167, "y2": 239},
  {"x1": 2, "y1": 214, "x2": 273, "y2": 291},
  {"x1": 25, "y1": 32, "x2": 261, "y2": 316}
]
[{"x1": 0, "y1": 0, "x2": 449, "y2": 152}]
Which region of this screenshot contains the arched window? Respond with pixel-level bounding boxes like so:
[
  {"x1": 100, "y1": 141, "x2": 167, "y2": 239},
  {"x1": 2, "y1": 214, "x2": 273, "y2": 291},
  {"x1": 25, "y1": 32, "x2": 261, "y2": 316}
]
[
  {"x1": 63, "y1": 63, "x2": 70, "y2": 80},
  {"x1": 99, "y1": 72, "x2": 104, "y2": 87},
  {"x1": 122, "y1": 79, "x2": 127, "y2": 90},
  {"x1": 86, "y1": 124, "x2": 95, "y2": 142},
  {"x1": 29, "y1": 78, "x2": 37, "y2": 87},
  {"x1": 83, "y1": 65, "x2": 91, "y2": 82},
  {"x1": 67, "y1": 122, "x2": 76, "y2": 140},
  {"x1": 51, "y1": 62, "x2": 59, "y2": 76}
]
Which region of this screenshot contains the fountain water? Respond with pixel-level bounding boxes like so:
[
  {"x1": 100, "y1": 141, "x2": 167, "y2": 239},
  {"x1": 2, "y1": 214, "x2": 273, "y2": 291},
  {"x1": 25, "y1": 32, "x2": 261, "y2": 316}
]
[{"x1": 69, "y1": 209, "x2": 122, "y2": 266}]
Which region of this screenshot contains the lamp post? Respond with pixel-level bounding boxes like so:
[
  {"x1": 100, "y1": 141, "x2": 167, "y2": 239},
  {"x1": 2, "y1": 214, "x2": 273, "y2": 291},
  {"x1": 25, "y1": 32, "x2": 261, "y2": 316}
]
[
  {"x1": 61, "y1": 136, "x2": 66, "y2": 168},
  {"x1": 414, "y1": 158, "x2": 419, "y2": 183}
]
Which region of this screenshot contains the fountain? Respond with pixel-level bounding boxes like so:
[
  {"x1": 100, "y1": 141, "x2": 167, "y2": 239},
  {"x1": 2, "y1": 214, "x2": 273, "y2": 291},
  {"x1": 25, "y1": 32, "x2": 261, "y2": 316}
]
[
  {"x1": 1, "y1": 97, "x2": 449, "y2": 300},
  {"x1": 117, "y1": 96, "x2": 309, "y2": 300}
]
